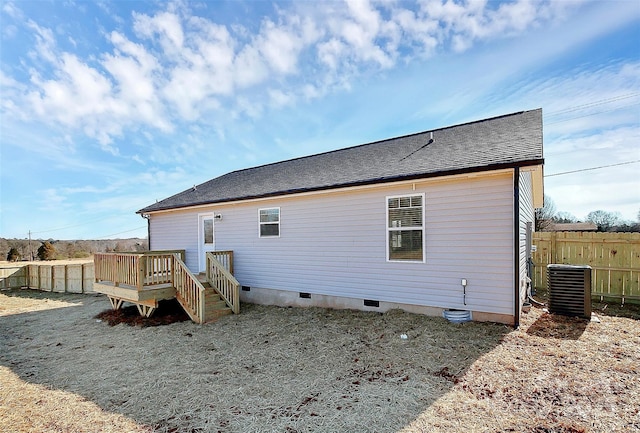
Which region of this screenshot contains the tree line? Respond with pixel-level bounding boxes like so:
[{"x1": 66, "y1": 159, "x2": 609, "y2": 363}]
[
  {"x1": 535, "y1": 196, "x2": 640, "y2": 232},
  {"x1": 2, "y1": 238, "x2": 148, "y2": 262}
]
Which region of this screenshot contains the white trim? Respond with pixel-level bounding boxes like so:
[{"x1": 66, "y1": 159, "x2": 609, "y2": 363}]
[
  {"x1": 142, "y1": 168, "x2": 516, "y2": 216},
  {"x1": 385, "y1": 193, "x2": 426, "y2": 263},
  {"x1": 258, "y1": 207, "x2": 281, "y2": 238}
]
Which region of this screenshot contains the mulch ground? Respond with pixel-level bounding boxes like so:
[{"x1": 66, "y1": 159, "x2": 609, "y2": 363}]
[{"x1": 94, "y1": 299, "x2": 190, "y2": 327}]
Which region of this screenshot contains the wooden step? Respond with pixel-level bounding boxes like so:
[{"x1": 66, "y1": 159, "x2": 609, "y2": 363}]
[
  {"x1": 202, "y1": 286, "x2": 232, "y2": 323},
  {"x1": 203, "y1": 307, "x2": 232, "y2": 322},
  {"x1": 206, "y1": 299, "x2": 228, "y2": 311},
  {"x1": 203, "y1": 290, "x2": 221, "y2": 302}
]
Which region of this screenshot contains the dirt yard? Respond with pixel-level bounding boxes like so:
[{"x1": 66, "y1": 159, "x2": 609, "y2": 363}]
[{"x1": 1, "y1": 289, "x2": 638, "y2": 433}]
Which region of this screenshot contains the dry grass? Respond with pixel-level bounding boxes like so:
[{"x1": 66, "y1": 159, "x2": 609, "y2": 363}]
[{"x1": 1, "y1": 288, "x2": 638, "y2": 433}]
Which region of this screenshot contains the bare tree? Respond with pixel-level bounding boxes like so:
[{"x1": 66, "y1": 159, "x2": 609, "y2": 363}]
[
  {"x1": 586, "y1": 210, "x2": 621, "y2": 232},
  {"x1": 535, "y1": 195, "x2": 557, "y2": 231},
  {"x1": 554, "y1": 211, "x2": 577, "y2": 223}
]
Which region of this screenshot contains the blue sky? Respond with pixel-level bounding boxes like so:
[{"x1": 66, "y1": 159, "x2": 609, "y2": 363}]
[{"x1": 1, "y1": 0, "x2": 639, "y2": 240}]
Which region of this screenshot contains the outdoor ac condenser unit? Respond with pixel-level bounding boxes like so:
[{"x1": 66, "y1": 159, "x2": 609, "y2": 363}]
[{"x1": 547, "y1": 264, "x2": 592, "y2": 318}]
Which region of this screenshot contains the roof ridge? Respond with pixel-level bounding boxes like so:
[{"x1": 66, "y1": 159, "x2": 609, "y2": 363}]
[
  {"x1": 221, "y1": 109, "x2": 536, "y2": 179},
  {"x1": 139, "y1": 108, "x2": 543, "y2": 214}
]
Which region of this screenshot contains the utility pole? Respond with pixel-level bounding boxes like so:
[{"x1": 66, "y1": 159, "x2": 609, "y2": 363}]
[{"x1": 28, "y1": 230, "x2": 33, "y2": 261}]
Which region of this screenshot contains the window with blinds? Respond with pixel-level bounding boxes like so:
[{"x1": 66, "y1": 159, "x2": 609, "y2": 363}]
[
  {"x1": 387, "y1": 194, "x2": 425, "y2": 261},
  {"x1": 259, "y1": 207, "x2": 280, "y2": 237}
]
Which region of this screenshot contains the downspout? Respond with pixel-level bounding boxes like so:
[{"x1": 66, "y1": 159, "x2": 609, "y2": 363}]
[
  {"x1": 513, "y1": 167, "x2": 520, "y2": 329},
  {"x1": 141, "y1": 214, "x2": 151, "y2": 250}
]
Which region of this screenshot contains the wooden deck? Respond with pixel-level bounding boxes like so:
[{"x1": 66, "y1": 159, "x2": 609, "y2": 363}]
[
  {"x1": 92, "y1": 281, "x2": 176, "y2": 317},
  {"x1": 93, "y1": 250, "x2": 240, "y2": 322}
]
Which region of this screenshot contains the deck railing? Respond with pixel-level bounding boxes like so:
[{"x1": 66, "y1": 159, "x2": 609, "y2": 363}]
[
  {"x1": 206, "y1": 251, "x2": 240, "y2": 314},
  {"x1": 94, "y1": 250, "x2": 236, "y2": 322},
  {"x1": 172, "y1": 255, "x2": 206, "y2": 323},
  {"x1": 208, "y1": 250, "x2": 234, "y2": 274},
  {"x1": 94, "y1": 250, "x2": 185, "y2": 290}
]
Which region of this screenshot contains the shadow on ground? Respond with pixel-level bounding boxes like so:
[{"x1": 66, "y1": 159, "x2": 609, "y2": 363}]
[
  {"x1": 533, "y1": 287, "x2": 640, "y2": 321},
  {"x1": 525, "y1": 311, "x2": 589, "y2": 340},
  {"x1": 591, "y1": 298, "x2": 640, "y2": 320},
  {"x1": 0, "y1": 289, "x2": 510, "y2": 433}
]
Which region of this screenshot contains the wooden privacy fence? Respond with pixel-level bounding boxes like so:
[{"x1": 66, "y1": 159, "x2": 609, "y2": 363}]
[
  {"x1": 0, "y1": 262, "x2": 95, "y2": 293},
  {"x1": 532, "y1": 232, "x2": 640, "y2": 303}
]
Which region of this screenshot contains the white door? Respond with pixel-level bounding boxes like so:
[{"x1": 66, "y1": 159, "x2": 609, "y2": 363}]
[{"x1": 198, "y1": 213, "x2": 216, "y2": 272}]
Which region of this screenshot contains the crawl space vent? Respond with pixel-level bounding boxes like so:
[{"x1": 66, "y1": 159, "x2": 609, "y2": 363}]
[{"x1": 443, "y1": 310, "x2": 472, "y2": 323}]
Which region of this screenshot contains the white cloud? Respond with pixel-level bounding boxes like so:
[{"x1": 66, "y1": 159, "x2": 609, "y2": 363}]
[
  {"x1": 391, "y1": 8, "x2": 438, "y2": 55},
  {"x1": 161, "y1": 17, "x2": 237, "y2": 119},
  {"x1": 28, "y1": 53, "x2": 113, "y2": 123},
  {"x1": 2, "y1": 1, "x2": 23, "y2": 19},
  {"x1": 2, "y1": 23, "x2": 17, "y2": 39},
  {"x1": 27, "y1": 20, "x2": 57, "y2": 63},
  {"x1": 418, "y1": 0, "x2": 574, "y2": 52},
  {"x1": 341, "y1": 0, "x2": 393, "y2": 67},
  {"x1": 39, "y1": 188, "x2": 69, "y2": 212},
  {"x1": 268, "y1": 88, "x2": 294, "y2": 107},
  {"x1": 233, "y1": 44, "x2": 268, "y2": 88},
  {"x1": 133, "y1": 10, "x2": 185, "y2": 53},
  {"x1": 256, "y1": 19, "x2": 304, "y2": 74},
  {"x1": 1, "y1": 0, "x2": 601, "y2": 148}
]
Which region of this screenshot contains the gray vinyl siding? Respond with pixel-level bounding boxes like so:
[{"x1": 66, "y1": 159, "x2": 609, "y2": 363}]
[
  {"x1": 149, "y1": 211, "x2": 199, "y2": 270},
  {"x1": 518, "y1": 171, "x2": 535, "y2": 306},
  {"x1": 149, "y1": 172, "x2": 516, "y2": 315}
]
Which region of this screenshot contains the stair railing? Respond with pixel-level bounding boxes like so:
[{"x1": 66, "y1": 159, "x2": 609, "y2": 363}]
[
  {"x1": 172, "y1": 254, "x2": 206, "y2": 323},
  {"x1": 206, "y1": 251, "x2": 240, "y2": 314}
]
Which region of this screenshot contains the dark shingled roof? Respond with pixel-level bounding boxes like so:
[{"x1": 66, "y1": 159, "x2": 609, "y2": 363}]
[{"x1": 139, "y1": 109, "x2": 543, "y2": 214}]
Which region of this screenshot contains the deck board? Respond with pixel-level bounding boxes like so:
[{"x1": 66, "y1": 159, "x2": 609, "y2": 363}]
[{"x1": 93, "y1": 281, "x2": 176, "y2": 302}]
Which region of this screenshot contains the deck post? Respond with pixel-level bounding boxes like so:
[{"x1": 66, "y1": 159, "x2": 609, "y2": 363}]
[
  {"x1": 170, "y1": 255, "x2": 175, "y2": 288},
  {"x1": 138, "y1": 255, "x2": 145, "y2": 291},
  {"x1": 112, "y1": 255, "x2": 118, "y2": 287},
  {"x1": 205, "y1": 253, "x2": 210, "y2": 282}
]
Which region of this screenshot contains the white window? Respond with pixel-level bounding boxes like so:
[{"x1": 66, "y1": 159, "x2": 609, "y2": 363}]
[
  {"x1": 387, "y1": 194, "x2": 425, "y2": 262},
  {"x1": 259, "y1": 208, "x2": 280, "y2": 237}
]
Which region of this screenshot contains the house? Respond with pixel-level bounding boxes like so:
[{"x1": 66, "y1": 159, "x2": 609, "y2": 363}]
[
  {"x1": 550, "y1": 222, "x2": 597, "y2": 232},
  {"x1": 137, "y1": 109, "x2": 544, "y2": 326}
]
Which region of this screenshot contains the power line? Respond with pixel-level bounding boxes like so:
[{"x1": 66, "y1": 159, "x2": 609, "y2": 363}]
[
  {"x1": 545, "y1": 160, "x2": 640, "y2": 177},
  {"x1": 94, "y1": 226, "x2": 147, "y2": 240},
  {"x1": 544, "y1": 93, "x2": 640, "y2": 117},
  {"x1": 30, "y1": 215, "x2": 117, "y2": 235},
  {"x1": 545, "y1": 102, "x2": 640, "y2": 125}
]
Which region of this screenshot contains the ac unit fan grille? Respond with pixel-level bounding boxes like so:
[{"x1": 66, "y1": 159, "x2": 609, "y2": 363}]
[{"x1": 547, "y1": 265, "x2": 591, "y2": 318}]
